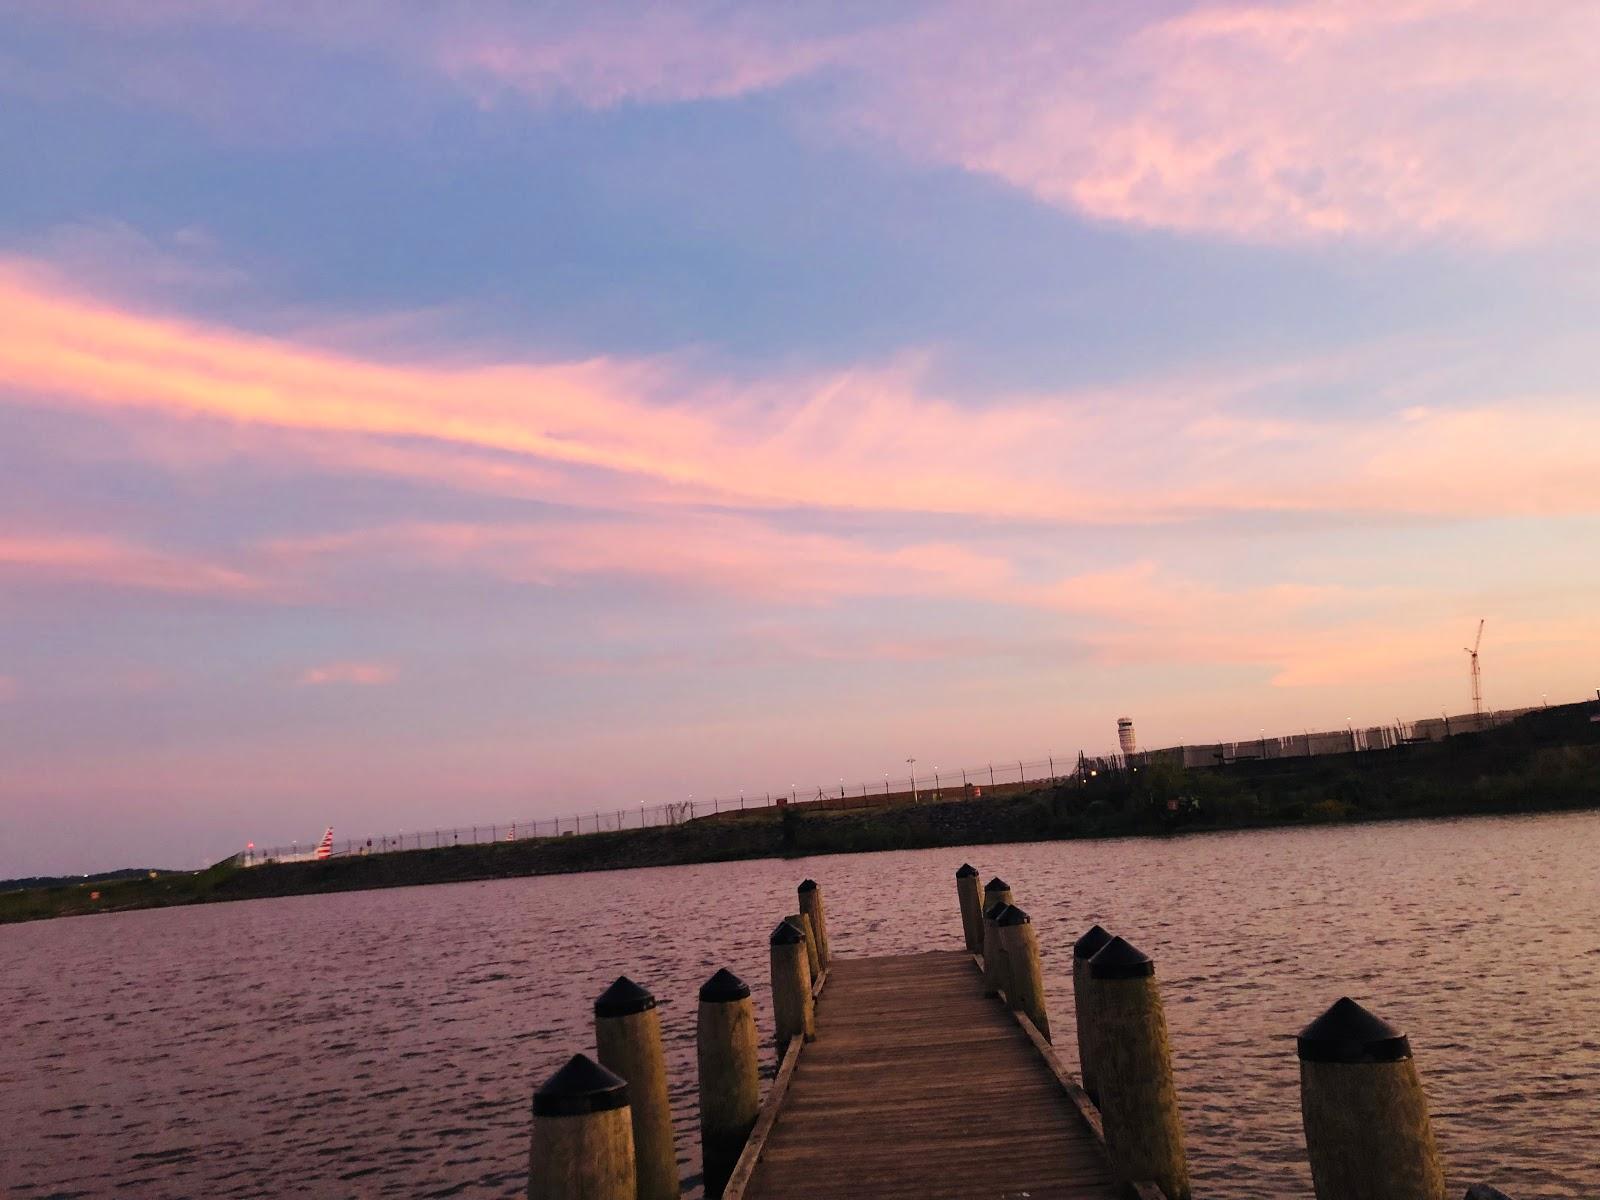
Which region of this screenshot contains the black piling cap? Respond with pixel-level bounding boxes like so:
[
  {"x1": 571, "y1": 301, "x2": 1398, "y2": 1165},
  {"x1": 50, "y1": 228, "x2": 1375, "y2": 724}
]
[
  {"x1": 1463, "y1": 1187, "x2": 1514, "y2": 1200},
  {"x1": 798, "y1": 878, "x2": 819, "y2": 893},
  {"x1": 594, "y1": 975, "x2": 656, "y2": 1019},
  {"x1": 1297, "y1": 997, "x2": 1412, "y2": 1063},
  {"x1": 771, "y1": 919, "x2": 806, "y2": 946},
  {"x1": 1073, "y1": 924, "x2": 1113, "y2": 961},
  {"x1": 984, "y1": 900, "x2": 1011, "y2": 921},
  {"x1": 699, "y1": 968, "x2": 751, "y2": 1003},
  {"x1": 533, "y1": 1053, "x2": 629, "y2": 1117},
  {"x1": 997, "y1": 905, "x2": 1031, "y2": 927},
  {"x1": 955, "y1": 863, "x2": 979, "y2": 878},
  {"x1": 984, "y1": 876, "x2": 1011, "y2": 893},
  {"x1": 1088, "y1": 935, "x2": 1155, "y2": 980}
]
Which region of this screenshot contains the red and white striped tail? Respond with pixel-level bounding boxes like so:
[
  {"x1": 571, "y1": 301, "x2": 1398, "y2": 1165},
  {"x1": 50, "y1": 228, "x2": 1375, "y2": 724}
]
[{"x1": 314, "y1": 827, "x2": 334, "y2": 859}]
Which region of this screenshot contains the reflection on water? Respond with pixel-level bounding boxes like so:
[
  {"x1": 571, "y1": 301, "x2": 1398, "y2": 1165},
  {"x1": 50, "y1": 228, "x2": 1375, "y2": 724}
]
[{"x1": 2, "y1": 811, "x2": 1597, "y2": 1198}]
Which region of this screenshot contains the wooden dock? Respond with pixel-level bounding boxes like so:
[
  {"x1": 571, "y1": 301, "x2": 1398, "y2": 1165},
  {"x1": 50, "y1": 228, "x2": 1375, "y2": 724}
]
[
  {"x1": 728, "y1": 950, "x2": 1129, "y2": 1200},
  {"x1": 533, "y1": 872, "x2": 1506, "y2": 1200}
]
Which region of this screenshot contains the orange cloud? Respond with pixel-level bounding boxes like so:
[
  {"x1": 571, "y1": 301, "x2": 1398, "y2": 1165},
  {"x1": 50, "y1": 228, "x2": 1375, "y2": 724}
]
[
  {"x1": 298, "y1": 661, "x2": 398, "y2": 687},
  {"x1": 6, "y1": 260, "x2": 1600, "y2": 527}
]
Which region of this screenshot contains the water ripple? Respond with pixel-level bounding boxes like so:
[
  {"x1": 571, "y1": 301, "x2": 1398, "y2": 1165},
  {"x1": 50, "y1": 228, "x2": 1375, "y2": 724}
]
[{"x1": 2, "y1": 810, "x2": 1596, "y2": 1198}]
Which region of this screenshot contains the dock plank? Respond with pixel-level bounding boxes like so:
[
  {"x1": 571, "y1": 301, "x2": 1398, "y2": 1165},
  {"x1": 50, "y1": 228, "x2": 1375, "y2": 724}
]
[{"x1": 737, "y1": 951, "x2": 1121, "y2": 1200}]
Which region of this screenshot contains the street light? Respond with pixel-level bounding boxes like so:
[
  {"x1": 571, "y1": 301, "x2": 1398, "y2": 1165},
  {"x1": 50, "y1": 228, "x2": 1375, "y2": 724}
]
[{"x1": 906, "y1": 757, "x2": 918, "y2": 803}]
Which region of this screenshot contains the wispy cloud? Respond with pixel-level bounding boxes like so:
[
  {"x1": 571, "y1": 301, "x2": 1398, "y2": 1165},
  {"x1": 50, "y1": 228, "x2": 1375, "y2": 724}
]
[
  {"x1": 13, "y1": 3, "x2": 1597, "y2": 244},
  {"x1": 263, "y1": 516, "x2": 1010, "y2": 607},
  {"x1": 5, "y1": 260, "x2": 1600, "y2": 529},
  {"x1": 846, "y1": 0, "x2": 1600, "y2": 244},
  {"x1": 0, "y1": 531, "x2": 258, "y2": 594},
  {"x1": 298, "y1": 661, "x2": 397, "y2": 687}
]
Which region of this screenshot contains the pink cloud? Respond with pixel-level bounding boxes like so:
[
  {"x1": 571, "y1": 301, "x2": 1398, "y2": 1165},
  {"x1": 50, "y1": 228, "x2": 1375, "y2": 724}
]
[
  {"x1": 405, "y1": 1, "x2": 1600, "y2": 244},
  {"x1": 20, "y1": 3, "x2": 1598, "y2": 243},
  {"x1": 298, "y1": 661, "x2": 398, "y2": 687},
  {"x1": 264, "y1": 515, "x2": 1012, "y2": 608},
  {"x1": 437, "y1": 10, "x2": 843, "y2": 110},
  {"x1": 832, "y1": 0, "x2": 1600, "y2": 244},
  {"x1": 0, "y1": 531, "x2": 258, "y2": 594},
  {"x1": 0, "y1": 675, "x2": 17, "y2": 702},
  {"x1": 8, "y1": 260, "x2": 1600, "y2": 530}
]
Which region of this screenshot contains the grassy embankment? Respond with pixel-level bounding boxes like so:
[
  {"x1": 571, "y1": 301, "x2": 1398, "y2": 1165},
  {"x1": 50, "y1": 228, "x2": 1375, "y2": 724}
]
[{"x1": 5, "y1": 700, "x2": 1597, "y2": 925}]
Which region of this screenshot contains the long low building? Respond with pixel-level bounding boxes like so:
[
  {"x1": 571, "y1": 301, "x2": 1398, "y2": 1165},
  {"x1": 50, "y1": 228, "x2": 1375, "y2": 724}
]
[{"x1": 1122, "y1": 706, "x2": 1533, "y2": 770}]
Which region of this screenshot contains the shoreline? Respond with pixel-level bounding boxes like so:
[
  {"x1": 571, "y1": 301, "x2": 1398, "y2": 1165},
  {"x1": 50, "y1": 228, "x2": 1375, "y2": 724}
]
[{"x1": 7, "y1": 700, "x2": 1598, "y2": 925}]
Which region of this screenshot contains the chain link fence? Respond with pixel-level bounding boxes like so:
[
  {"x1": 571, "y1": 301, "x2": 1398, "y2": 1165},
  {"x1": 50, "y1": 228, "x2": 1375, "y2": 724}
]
[{"x1": 240, "y1": 704, "x2": 1539, "y2": 865}]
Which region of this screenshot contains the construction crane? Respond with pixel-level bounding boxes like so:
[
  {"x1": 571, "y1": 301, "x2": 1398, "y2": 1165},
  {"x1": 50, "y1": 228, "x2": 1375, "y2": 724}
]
[{"x1": 1464, "y1": 619, "x2": 1485, "y2": 717}]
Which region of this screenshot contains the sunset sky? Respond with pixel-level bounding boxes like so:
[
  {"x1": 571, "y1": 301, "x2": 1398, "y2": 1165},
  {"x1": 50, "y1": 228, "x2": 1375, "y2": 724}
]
[{"x1": 4, "y1": 2, "x2": 1599, "y2": 876}]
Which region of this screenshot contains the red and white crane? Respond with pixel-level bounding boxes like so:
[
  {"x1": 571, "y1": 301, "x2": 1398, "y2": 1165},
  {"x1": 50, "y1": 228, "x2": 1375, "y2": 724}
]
[{"x1": 1464, "y1": 619, "x2": 1485, "y2": 717}]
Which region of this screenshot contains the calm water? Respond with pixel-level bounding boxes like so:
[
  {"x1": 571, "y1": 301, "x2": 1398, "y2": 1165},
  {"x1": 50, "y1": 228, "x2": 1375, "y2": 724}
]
[{"x1": 3, "y1": 811, "x2": 1597, "y2": 1198}]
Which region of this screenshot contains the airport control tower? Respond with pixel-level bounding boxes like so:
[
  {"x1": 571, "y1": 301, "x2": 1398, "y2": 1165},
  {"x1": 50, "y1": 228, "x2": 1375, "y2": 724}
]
[{"x1": 1117, "y1": 717, "x2": 1137, "y2": 756}]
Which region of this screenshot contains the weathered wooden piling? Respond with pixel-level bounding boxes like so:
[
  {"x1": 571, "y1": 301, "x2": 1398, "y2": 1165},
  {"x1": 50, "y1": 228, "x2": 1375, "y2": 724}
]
[
  {"x1": 1072, "y1": 923, "x2": 1113, "y2": 1101},
  {"x1": 593, "y1": 977, "x2": 678, "y2": 1200},
  {"x1": 789, "y1": 911, "x2": 822, "y2": 985},
  {"x1": 1297, "y1": 997, "x2": 1446, "y2": 1200},
  {"x1": 798, "y1": 879, "x2": 831, "y2": 970},
  {"x1": 954, "y1": 863, "x2": 983, "y2": 954},
  {"x1": 530, "y1": 1053, "x2": 637, "y2": 1200},
  {"x1": 980, "y1": 877, "x2": 1014, "y2": 996},
  {"x1": 982, "y1": 900, "x2": 1013, "y2": 997},
  {"x1": 1086, "y1": 936, "x2": 1190, "y2": 1200},
  {"x1": 997, "y1": 904, "x2": 1049, "y2": 1040},
  {"x1": 697, "y1": 969, "x2": 760, "y2": 1199},
  {"x1": 770, "y1": 919, "x2": 816, "y2": 1055}
]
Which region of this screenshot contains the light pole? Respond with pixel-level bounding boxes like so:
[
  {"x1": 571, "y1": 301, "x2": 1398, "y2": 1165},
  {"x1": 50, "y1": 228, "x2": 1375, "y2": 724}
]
[{"x1": 906, "y1": 757, "x2": 918, "y2": 803}]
